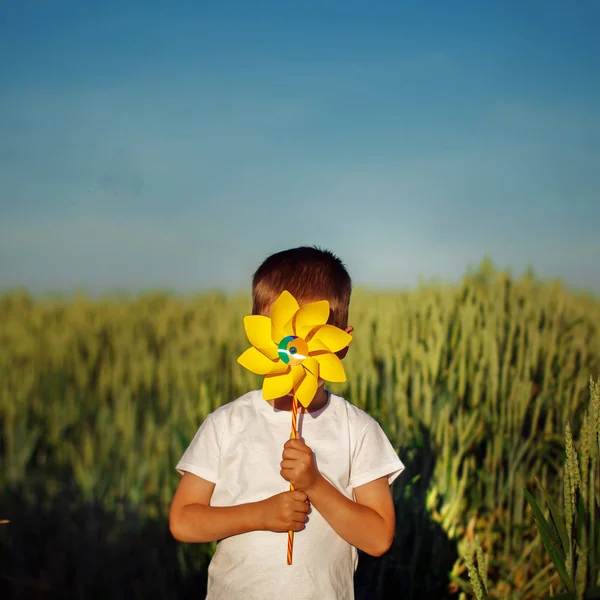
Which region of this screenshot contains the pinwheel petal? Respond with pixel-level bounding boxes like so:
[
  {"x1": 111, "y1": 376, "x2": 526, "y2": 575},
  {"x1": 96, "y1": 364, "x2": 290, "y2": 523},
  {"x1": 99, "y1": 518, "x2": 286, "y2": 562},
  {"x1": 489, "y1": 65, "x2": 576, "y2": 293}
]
[
  {"x1": 243, "y1": 315, "x2": 278, "y2": 360},
  {"x1": 293, "y1": 300, "x2": 330, "y2": 339},
  {"x1": 237, "y1": 347, "x2": 278, "y2": 375},
  {"x1": 268, "y1": 361, "x2": 290, "y2": 375},
  {"x1": 263, "y1": 371, "x2": 294, "y2": 400},
  {"x1": 313, "y1": 352, "x2": 346, "y2": 382},
  {"x1": 307, "y1": 338, "x2": 330, "y2": 354},
  {"x1": 302, "y1": 356, "x2": 320, "y2": 378},
  {"x1": 309, "y1": 324, "x2": 352, "y2": 353},
  {"x1": 291, "y1": 364, "x2": 305, "y2": 387},
  {"x1": 271, "y1": 291, "x2": 298, "y2": 342},
  {"x1": 294, "y1": 371, "x2": 319, "y2": 408}
]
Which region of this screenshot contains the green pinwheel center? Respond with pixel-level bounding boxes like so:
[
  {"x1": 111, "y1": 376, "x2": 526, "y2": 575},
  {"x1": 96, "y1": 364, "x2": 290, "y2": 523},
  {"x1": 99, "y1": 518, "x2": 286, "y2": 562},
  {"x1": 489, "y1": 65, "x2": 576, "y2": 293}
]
[{"x1": 278, "y1": 335, "x2": 308, "y2": 366}]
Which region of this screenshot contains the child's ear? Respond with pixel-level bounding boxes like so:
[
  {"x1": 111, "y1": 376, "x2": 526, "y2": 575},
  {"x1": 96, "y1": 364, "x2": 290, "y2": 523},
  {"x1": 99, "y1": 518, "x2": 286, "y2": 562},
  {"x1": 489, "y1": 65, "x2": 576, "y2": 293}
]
[{"x1": 335, "y1": 326, "x2": 354, "y2": 360}]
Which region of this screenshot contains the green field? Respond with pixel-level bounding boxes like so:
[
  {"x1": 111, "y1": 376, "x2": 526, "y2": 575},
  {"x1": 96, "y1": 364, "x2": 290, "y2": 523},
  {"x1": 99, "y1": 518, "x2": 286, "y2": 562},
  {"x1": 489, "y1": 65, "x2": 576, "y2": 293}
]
[{"x1": 2, "y1": 265, "x2": 600, "y2": 599}]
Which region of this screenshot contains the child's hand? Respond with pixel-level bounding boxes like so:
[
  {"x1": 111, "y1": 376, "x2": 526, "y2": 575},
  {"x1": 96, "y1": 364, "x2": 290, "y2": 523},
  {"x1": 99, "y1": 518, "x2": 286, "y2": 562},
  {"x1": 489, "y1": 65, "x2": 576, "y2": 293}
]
[
  {"x1": 258, "y1": 490, "x2": 309, "y2": 533},
  {"x1": 280, "y1": 439, "x2": 322, "y2": 492}
]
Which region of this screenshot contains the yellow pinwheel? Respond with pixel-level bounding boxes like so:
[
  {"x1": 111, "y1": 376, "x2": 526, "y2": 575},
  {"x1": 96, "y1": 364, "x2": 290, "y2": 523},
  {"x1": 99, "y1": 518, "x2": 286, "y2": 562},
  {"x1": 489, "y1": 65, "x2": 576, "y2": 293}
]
[{"x1": 237, "y1": 290, "x2": 352, "y2": 407}]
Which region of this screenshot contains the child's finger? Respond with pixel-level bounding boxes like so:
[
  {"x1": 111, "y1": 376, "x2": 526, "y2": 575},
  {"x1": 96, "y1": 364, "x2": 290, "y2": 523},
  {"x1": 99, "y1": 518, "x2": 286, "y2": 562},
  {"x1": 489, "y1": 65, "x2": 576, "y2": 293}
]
[
  {"x1": 290, "y1": 490, "x2": 308, "y2": 501},
  {"x1": 282, "y1": 446, "x2": 308, "y2": 459},
  {"x1": 293, "y1": 500, "x2": 309, "y2": 513},
  {"x1": 285, "y1": 438, "x2": 306, "y2": 447},
  {"x1": 284, "y1": 439, "x2": 311, "y2": 453}
]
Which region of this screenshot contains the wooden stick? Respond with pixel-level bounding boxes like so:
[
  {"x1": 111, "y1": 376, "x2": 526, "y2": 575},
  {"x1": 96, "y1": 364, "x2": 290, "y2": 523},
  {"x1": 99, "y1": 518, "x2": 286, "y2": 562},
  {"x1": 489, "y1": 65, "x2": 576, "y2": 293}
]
[{"x1": 287, "y1": 395, "x2": 299, "y2": 565}]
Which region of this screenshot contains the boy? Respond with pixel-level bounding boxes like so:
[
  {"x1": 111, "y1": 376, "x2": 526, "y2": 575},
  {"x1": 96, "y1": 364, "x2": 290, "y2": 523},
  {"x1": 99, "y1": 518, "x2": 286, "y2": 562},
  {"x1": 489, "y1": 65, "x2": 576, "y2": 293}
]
[{"x1": 170, "y1": 246, "x2": 404, "y2": 599}]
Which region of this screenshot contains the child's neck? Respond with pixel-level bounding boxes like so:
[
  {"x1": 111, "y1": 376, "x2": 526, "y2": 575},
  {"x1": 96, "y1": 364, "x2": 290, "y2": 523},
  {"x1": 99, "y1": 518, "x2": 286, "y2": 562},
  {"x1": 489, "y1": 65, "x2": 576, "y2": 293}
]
[{"x1": 270, "y1": 385, "x2": 328, "y2": 413}]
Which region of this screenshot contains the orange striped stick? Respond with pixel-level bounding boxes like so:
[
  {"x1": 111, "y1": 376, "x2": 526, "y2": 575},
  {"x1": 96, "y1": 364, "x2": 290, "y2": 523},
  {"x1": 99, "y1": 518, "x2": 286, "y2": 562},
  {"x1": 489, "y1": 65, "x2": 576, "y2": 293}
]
[{"x1": 287, "y1": 395, "x2": 299, "y2": 565}]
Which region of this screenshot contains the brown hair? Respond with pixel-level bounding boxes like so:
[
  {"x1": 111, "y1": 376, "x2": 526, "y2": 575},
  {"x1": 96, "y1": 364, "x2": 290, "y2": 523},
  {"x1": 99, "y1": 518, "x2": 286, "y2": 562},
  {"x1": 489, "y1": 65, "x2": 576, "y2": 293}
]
[{"x1": 252, "y1": 246, "x2": 352, "y2": 329}]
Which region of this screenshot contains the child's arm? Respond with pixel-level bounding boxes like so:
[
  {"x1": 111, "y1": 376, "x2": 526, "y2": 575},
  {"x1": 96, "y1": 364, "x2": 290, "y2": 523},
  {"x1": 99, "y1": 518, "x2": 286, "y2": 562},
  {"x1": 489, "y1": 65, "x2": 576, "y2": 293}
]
[
  {"x1": 280, "y1": 439, "x2": 396, "y2": 557},
  {"x1": 303, "y1": 474, "x2": 395, "y2": 557},
  {"x1": 169, "y1": 472, "x2": 309, "y2": 543}
]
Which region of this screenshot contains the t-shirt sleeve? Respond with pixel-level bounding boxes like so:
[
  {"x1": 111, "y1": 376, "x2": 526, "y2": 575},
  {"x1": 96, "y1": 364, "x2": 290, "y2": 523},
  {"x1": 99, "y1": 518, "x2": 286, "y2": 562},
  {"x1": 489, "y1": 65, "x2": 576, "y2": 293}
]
[
  {"x1": 175, "y1": 413, "x2": 222, "y2": 483},
  {"x1": 349, "y1": 419, "x2": 405, "y2": 489}
]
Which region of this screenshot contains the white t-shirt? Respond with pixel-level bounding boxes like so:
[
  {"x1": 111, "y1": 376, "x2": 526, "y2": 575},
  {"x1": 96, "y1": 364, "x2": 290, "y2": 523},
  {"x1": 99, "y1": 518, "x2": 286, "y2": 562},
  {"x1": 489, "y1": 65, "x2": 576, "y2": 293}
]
[{"x1": 176, "y1": 389, "x2": 404, "y2": 600}]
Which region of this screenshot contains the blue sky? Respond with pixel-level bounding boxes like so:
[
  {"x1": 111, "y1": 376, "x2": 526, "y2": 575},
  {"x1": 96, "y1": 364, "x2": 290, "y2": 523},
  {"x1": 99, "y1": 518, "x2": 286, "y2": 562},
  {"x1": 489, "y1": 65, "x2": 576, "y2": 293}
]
[{"x1": 1, "y1": 0, "x2": 599, "y2": 295}]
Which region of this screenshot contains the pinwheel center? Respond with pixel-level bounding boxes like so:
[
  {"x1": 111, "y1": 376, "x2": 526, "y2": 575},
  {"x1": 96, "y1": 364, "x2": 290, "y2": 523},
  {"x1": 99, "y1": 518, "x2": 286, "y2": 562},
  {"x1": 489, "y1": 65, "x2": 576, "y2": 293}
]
[{"x1": 278, "y1": 335, "x2": 308, "y2": 366}]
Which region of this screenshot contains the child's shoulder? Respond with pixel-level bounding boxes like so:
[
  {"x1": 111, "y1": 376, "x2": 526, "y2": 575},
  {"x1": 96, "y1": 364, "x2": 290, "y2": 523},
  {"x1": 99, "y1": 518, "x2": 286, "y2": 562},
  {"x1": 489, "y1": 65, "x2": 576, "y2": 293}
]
[
  {"x1": 328, "y1": 392, "x2": 383, "y2": 432},
  {"x1": 206, "y1": 390, "x2": 259, "y2": 421}
]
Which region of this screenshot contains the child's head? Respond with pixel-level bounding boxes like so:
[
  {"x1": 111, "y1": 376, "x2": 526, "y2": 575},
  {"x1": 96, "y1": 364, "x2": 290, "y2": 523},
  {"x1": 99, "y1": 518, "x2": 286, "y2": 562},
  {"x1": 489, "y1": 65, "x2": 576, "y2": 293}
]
[{"x1": 252, "y1": 246, "x2": 352, "y2": 330}]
